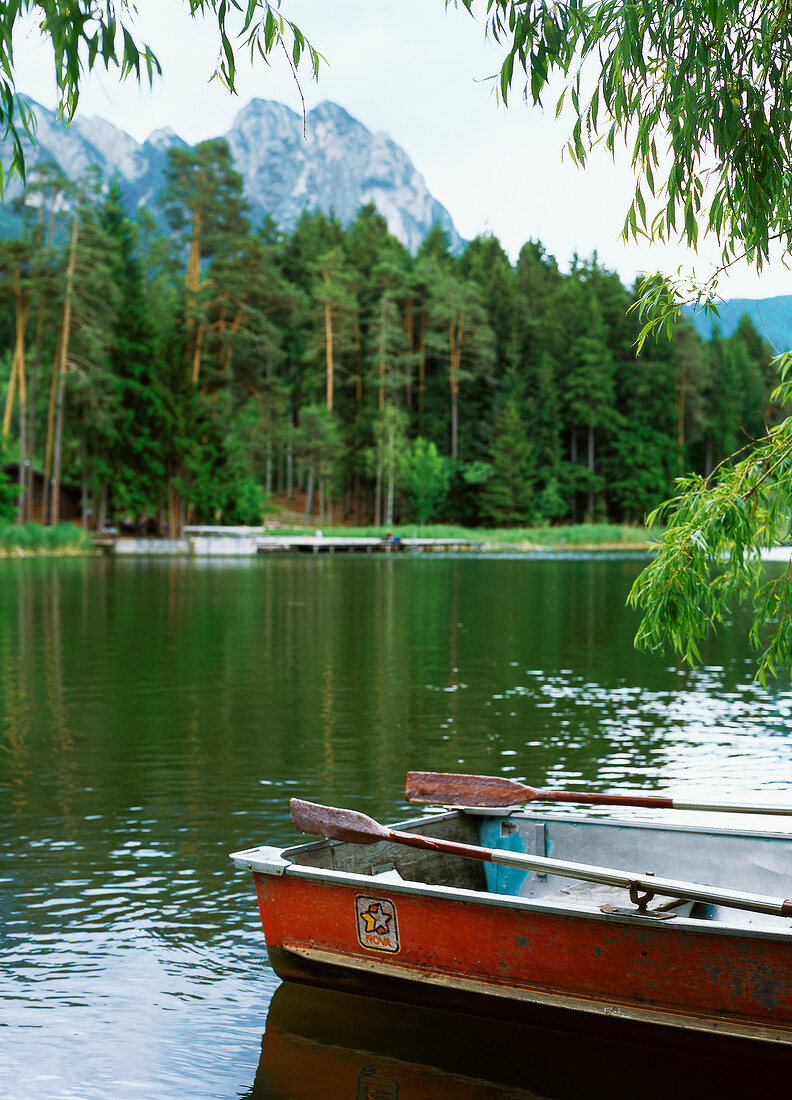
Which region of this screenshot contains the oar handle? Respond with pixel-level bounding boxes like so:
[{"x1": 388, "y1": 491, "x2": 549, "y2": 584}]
[
  {"x1": 541, "y1": 789, "x2": 674, "y2": 810},
  {"x1": 388, "y1": 828, "x2": 496, "y2": 863}
]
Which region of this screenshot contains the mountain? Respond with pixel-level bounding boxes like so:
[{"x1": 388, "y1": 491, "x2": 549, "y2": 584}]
[
  {"x1": 684, "y1": 297, "x2": 792, "y2": 353},
  {"x1": 0, "y1": 97, "x2": 464, "y2": 253},
  {"x1": 224, "y1": 100, "x2": 463, "y2": 251}
]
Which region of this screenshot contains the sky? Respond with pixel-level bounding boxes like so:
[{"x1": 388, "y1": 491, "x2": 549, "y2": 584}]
[{"x1": 10, "y1": 0, "x2": 791, "y2": 300}]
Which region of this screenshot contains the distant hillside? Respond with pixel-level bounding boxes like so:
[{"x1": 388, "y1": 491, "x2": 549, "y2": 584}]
[
  {"x1": 684, "y1": 295, "x2": 792, "y2": 352},
  {"x1": 0, "y1": 98, "x2": 465, "y2": 253}
]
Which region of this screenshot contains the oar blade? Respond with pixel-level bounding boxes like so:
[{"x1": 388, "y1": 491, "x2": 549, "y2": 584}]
[
  {"x1": 290, "y1": 798, "x2": 388, "y2": 845},
  {"x1": 405, "y1": 771, "x2": 534, "y2": 807}
]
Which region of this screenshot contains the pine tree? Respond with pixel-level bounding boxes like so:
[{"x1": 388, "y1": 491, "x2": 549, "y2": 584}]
[
  {"x1": 98, "y1": 180, "x2": 163, "y2": 528},
  {"x1": 425, "y1": 274, "x2": 495, "y2": 461},
  {"x1": 0, "y1": 237, "x2": 34, "y2": 520},
  {"x1": 481, "y1": 396, "x2": 536, "y2": 524},
  {"x1": 566, "y1": 299, "x2": 615, "y2": 520},
  {"x1": 159, "y1": 139, "x2": 250, "y2": 531},
  {"x1": 404, "y1": 437, "x2": 451, "y2": 523}
]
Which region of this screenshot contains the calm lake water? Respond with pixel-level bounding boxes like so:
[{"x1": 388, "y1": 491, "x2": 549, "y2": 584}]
[{"x1": 2, "y1": 553, "x2": 792, "y2": 1098}]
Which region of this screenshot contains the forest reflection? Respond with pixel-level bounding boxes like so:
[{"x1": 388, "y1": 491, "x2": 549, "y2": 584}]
[{"x1": 2, "y1": 555, "x2": 792, "y2": 825}]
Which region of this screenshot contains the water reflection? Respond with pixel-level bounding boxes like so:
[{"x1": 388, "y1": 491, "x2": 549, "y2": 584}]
[
  {"x1": 1, "y1": 555, "x2": 791, "y2": 1097},
  {"x1": 251, "y1": 983, "x2": 792, "y2": 1099}
]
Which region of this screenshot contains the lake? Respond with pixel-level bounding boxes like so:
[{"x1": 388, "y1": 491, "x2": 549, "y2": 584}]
[{"x1": 2, "y1": 553, "x2": 791, "y2": 1097}]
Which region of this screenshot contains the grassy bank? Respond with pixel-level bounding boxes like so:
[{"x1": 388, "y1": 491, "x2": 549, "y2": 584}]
[
  {"x1": 270, "y1": 523, "x2": 654, "y2": 549},
  {"x1": 0, "y1": 522, "x2": 93, "y2": 555},
  {"x1": 0, "y1": 521, "x2": 654, "y2": 554}
]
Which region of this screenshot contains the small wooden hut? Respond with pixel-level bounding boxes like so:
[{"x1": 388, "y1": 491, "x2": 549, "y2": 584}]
[{"x1": 1, "y1": 464, "x2": 81, "y2": 523}]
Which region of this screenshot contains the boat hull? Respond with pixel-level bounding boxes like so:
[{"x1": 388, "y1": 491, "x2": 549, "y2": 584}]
[{"x1": 253, "y1": 870, "x2": 792, "y2": 1044}]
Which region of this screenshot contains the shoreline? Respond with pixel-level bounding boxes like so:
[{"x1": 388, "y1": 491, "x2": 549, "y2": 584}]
[
  {"x1": 3, "y1": 539, "x2": 789, "y2": 559},
  {"x1": 479, "y1": 539, "x2": 654, "y2": 553},
  {"x1": 1, "y1": 521, "x2": 656, "y2": 557},
  {"x1": 1, "y1": 534, "x2": 656, "y2": 558}
]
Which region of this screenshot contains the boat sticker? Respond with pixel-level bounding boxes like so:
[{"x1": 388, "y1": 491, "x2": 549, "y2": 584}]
[{"x1": 355, "y1": 895, "x2": 400, "y2": 953}]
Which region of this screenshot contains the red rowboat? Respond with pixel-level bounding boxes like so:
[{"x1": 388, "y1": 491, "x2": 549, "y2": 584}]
[{"x1": 231, "y1": 800, "x2": 792, "y2": 1045}]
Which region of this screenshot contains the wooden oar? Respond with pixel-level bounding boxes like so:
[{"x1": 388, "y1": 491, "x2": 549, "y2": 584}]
[
  {"x1": 405, "y1": 771, "x2": 792, "y2": 816},
  {"x1": 290, "y1": 798, "x2": 792, "y2": 919}
]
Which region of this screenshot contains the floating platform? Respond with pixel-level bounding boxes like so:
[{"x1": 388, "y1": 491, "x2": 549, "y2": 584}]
[{"x1": 99, "y1": 527, "x2": 483, "y2": 557}]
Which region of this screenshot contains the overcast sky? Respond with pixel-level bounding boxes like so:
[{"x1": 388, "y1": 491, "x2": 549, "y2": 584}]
[{"x1": 11, "y1": 0, "x2": 790, "y2": 300}]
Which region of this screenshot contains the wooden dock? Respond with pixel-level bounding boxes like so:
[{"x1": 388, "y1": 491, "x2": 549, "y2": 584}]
[{"x1": 99, "y1": 527, "x2": 483, "y2": 557}]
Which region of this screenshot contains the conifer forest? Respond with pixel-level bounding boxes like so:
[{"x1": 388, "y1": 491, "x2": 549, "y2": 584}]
[{"x1": 0, "y1": 141, "x2": 779, "y2": 535}]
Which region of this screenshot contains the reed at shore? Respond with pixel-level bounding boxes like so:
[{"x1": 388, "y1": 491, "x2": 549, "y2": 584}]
[{"x1": 0, "y1": 522, "x2": 93, "y2": 555}]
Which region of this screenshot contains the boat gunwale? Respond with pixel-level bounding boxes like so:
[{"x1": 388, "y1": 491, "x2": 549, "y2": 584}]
[{"x1": 231, "y1": 808, "x2": 792, "y2": 943}]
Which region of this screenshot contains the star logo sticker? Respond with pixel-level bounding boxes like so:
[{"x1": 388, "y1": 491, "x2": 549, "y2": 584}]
[
  {"x1": 355, "y1": 896, "x2": 400, "y2": 952},
  {"x1": 360, "y1": 902, "x2": 392, "y2": 935}
]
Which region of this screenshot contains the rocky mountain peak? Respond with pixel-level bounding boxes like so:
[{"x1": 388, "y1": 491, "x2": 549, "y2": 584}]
[
  {"x1": 308, "y1": 100, "x2": 357, "y2": 126},
  {"x1": 143, "y1": 126, "x2": 185, "y2": 151},
  {"x1": 1, "y1": 97, "x2": 464, "y2": 254}
]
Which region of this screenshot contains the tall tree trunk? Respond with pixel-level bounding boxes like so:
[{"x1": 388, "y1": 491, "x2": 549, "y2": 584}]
[
  {"x1": 50, "y1": 216, "x2": 79, "y2": 527},
  {"x1": 16, "y1": 376, "x2": 25, "y2": 525},
  {"x1": 167, "y1": 463, "x2": 181, "y2": 537},
  {"x1": 191, "y1": 321, "x2": 206, "y2": 385},
  {"x1": 287, "y1": 447, "x2": 294, "y2": 498},
  {"x1": 2, "y1": 348, "x2": 17, "y2": 438},
  {"x1": 587, "y1": 424, "x2": 595, "y2": 519},
  {"x1": 215, "y1": 303, "x2": 227, "y2": 371},
  {"x1": 304, "y1": 466, "x2": 315, "y2": 521},
  {"x1": 81, "y1": 466, "x2": 88, "y2": 529},
  {"x1": 570, "y1": 428, "x2": 578, "y2": 524},
  {"x1": 168, "y1": 476, "x2": 185, "y2": 537},
  {"x1": 418, "y1": 329, "x2": 426, "y2": 437},
  {"x1": 404, "y1": 296, "x2": 414, "y2": 408},
  {"x1": 323, "y1": 274, "x2": 334, "y2": 412},
  {"x1": 266, "y1": 440, "x2": 273, "y2": 495},
  {"x1": 448, "y1": 313, "x2": 464, "y2": 460},
  {"x1": 42, "y1": 329, "x2": 62, "y2": 527},
  {"x1": 16, "y1": 417, "x2": 25, "y2": 524},
  {"x1": 13, "y1": 275, "x2": 30, "y2": 524},
  {"x1": 355, "y1": 342, "x2": 363, "y2": 402},
  {"x1": 221, "y1": 303, "x2": 245, "y2": 376},
  {"x1": 26, "y1": 291, "x2": 47, "y2": 521},
  {"x1": 98, "y1": 482, "x2": 108, "y2": 533},
  {"x1": 184, "y1": 204, "x2": 202, "y2": 382},
  {"x1": 374, "y1": 450, "x2": 383, "y2": 527},
  {"x1": 169, "y1": 206, "x2": 204, "y2": 533},
  {"x1": 186, "y1": 209, "x2": 202, "y2": 293},
  {"x1": 28, "y1": 187, "x2": 57, "y2": 522},
  {"x1": 378, "y1": 297, "x2": 387, "y2": 414},
  {"x1": 450, "y1": 386, "x2": 459, "y2": 461},
  {"x1": 385, "y1": 467, "x2": 394, "y2": 528}
]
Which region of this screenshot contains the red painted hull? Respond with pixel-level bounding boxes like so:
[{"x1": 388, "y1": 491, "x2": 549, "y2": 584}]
[{"x1": 252, "y1": 871, "x2": 792, "y2": 1043}]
